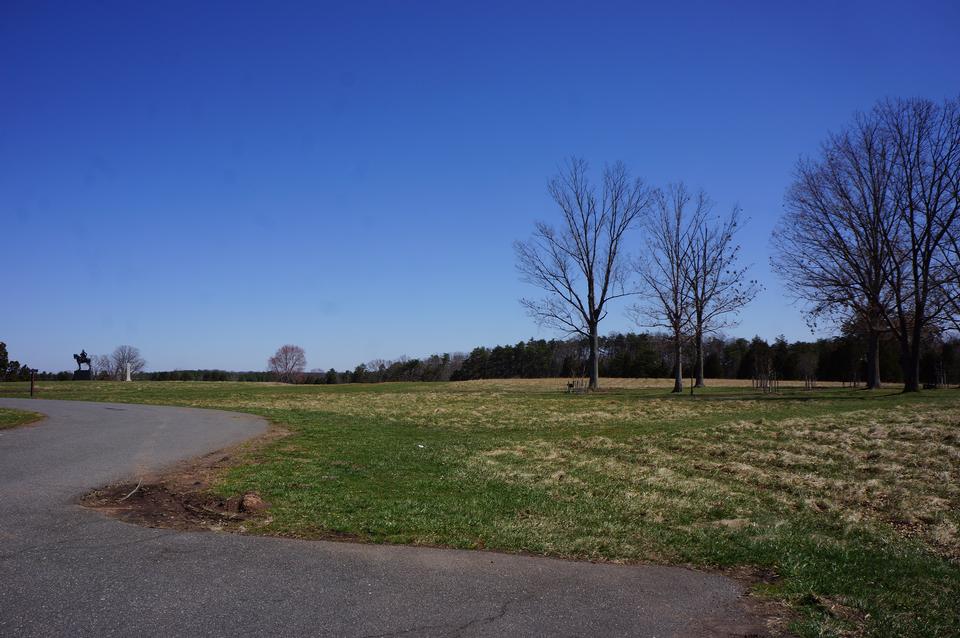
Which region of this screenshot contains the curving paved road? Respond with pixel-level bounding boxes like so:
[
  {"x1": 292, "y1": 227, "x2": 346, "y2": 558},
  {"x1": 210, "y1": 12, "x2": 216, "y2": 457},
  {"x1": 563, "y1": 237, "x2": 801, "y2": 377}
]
[{"x1": 0, "y1": 398, "x2": 765, "y2": 637}]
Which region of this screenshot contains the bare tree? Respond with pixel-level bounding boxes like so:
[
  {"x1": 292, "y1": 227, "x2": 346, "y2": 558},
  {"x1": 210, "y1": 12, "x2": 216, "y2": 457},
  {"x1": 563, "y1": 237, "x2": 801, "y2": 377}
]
[
  {"x1": 269, "y1": 344, "x2": 307, "y2": 383},
  {"x1": 90, "y1": 354, "x2": 112, "y2": 379},
  {"x1": 877, "y1": 97, "x2": 960, "y2": 391},
  {"x1": 515, "y1": 158, "x2": 651, "y2": 390},
  {"x1": 632, "y1": 183, "x2": 700, "y2": 393},
  {"x1": 774, "y1": 96, "x2": 960, "y2": 392},
  {"x1": 367, "y1": 358, "x2": 389, "y2": 383},
  {"x1": 772, "y1": 112, "x2": 896, "y2": 389},
  {"x1": 108, "y1": 345, "x2": 146, "y2": 380},
  {"x1": 686, "y1": 202, "x2": 760, "y2": 387}
]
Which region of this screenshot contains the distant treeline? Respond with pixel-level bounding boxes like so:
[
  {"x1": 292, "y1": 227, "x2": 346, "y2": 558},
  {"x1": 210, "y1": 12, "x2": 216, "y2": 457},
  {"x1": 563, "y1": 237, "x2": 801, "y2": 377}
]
[
  {"x1": 449, "y1": 333, "x2": 959, "y2": 385},
  {"x1": 0, "y1": 341, "x2": 36, "y2": 382},
  {"x1": 32, "y1": 370, "x2": 282, "y2": 382},
  {"x1": 26, "y1": 369, "x2": 269, "y2": 382},
  {"x1": 27, "y1": 331, "x2": 958, "y2": 386}
]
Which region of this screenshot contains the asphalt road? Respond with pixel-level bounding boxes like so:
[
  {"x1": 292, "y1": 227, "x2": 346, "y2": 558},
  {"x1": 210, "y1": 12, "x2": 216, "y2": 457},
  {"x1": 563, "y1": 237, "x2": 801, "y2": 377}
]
[{"x1": 0, "y1": 398, "x2": 766, "y2": 637}]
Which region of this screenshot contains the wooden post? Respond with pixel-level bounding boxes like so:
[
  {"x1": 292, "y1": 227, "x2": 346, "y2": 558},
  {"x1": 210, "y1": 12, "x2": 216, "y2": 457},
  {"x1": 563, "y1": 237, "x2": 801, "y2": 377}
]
[{"x1": 30, "y1": 369, "x2": 36, "y2": 397}]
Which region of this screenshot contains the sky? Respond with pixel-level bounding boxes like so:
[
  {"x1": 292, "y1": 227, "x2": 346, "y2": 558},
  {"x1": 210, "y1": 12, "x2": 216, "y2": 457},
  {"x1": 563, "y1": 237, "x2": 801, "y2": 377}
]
[{"x1": 3, "y1": 1, "x2": 959, "y2": 372}]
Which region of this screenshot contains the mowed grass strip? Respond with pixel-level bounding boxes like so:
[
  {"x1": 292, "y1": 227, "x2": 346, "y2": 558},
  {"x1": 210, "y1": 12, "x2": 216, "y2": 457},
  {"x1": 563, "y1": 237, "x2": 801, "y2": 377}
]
[
  {"x1": 0, "y1": 406, "x2": 43, "y2": 429},
  {"x1": 2, "y1": 379, "x2": 958, "y2": 637}
]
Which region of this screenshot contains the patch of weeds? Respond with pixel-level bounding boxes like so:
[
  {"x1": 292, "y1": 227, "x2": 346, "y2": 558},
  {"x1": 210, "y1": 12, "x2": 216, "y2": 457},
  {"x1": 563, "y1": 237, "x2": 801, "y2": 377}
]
[{"x1": 0, "y1": 407, "x2": 43, "y2": 429}]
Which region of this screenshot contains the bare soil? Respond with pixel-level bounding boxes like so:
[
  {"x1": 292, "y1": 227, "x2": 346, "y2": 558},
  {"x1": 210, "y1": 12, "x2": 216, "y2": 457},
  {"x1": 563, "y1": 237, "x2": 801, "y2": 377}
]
[
  {"x1": 81, "y1": 424, "x2": 289, "y2": 534},
  {"x1": 82, "y1": 459, "x2": 256, "y2": 534},
  {"x1": 82, "y1": 480, "x2": 257, "y2": 532}
]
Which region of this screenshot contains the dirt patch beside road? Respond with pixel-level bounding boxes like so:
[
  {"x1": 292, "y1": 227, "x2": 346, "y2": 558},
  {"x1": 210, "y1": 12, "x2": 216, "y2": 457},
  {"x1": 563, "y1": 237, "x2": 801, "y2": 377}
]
[
  {"x1": 82, "y1": 480, "x2": 263, "y2": 533},
  {"x1": 81, "y1": 424, "x2": 288, "y2": 533}
]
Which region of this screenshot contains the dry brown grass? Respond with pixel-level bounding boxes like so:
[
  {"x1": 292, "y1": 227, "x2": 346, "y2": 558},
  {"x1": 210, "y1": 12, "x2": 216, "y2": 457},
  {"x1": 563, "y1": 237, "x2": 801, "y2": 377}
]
[
  {"x1": 184, "y1": 387, "x2": 826, "y2": 432},
  {"x1": 472, "y1": 402, "x2": 960, "y2": 560}
]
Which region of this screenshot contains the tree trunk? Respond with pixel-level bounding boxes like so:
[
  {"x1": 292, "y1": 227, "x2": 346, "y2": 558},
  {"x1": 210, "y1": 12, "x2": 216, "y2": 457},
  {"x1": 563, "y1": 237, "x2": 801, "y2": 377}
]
[
  {"x1": 588, "y1": 323, "x2": 599, "y2": 390},
  {"x1": 672, "y1": 335, "x2": 683, "y2": 393},
  {"x1": 866, "y1": 330, "x2": 882, "y2": 389},
  {"x1": 694, "y1": 330, "x2": 705, "y2": 388},
  {"x1": 900, "y1": 344, "x2": 921, "y2": 392},
  {"x1": 900, "y1": 313, "x2": 926, "y2": 393}
]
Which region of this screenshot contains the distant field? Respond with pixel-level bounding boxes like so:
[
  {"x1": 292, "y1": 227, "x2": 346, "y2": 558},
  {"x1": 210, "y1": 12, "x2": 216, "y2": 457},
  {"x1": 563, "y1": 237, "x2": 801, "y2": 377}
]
[
  {"x1": 0, "y1": 406, "x2": 43, "y2": 429},
  {"x1": 2, "y1": 379, "x2": 958, "y2": 637}
]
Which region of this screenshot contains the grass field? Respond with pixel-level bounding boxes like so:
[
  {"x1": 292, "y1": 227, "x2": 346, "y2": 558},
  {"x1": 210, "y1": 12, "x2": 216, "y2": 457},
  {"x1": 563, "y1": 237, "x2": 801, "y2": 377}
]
[
  {"x1": 2, "y1": 379, "x2": 958, "y2": 637},
  {"x1": 0, "y1": 406, "x2": 43, "y2": 429}
]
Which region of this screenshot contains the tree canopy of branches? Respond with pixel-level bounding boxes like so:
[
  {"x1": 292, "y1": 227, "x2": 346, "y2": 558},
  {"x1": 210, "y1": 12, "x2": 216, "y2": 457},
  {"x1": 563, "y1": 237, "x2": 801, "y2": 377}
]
[
  {"x1": 515, "y1": 158, "x2": 651, "y2": 390},
  {"x1": 877, "y1": 97, "x2": 960, "y2": 391},
  {"x1": 91, "y1": 354, "x2": 112, "y2": 380},
  {"x1": 632, "y1": 183, "x2": 701, "y2": 393},
  {"x1": 686, "y1": 200, "x2": 759, "y2": 387},
  {"x1": 942, "y1": 221, "x2": 960, "y2": 334},
  {"x1": 773, "y1": 111, "x2": 895, "y2": 388},
  {"x1": 774, "y1": 96, "x2": 960, "y2": 392},
  {"x1": 268, "y1": 344, "x2": 307, "y2": 383},
  {"x1": 109, "y1": 345, "x2": 146, "y2": 380}
]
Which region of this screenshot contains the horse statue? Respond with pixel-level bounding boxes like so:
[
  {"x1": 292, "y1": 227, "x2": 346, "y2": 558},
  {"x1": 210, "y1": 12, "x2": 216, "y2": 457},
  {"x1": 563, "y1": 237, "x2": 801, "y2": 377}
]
[{"x1": 73, "y1": 350, "x2": 92, "y2": 371}]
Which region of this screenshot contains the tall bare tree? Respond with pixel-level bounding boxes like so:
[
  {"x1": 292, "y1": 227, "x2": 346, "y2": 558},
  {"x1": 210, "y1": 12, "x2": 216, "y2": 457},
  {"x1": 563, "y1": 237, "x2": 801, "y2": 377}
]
[
  {"x1": 632, "y1": 183, "x2": 700, "y2": 393},
  {"x1": 515, "y1": 158, "x2": 651, "y2": 390},
  {"x1": 877, "y1": 97, "x2": 960, "y2": 391},
  {"x1": 774, "y1": 96, "x2": 960, "y2": 392},
  {"x1": 269, "y1": 344, "x2": 307, "y2": 383},
  {"x1": 773, "y1": 112, "x2": 896, "y2": 389},
  {"x1": 686, "y1": 202, "x2": 759, "y2": 387},
  {"x1": 109, "y1": 345, "x2": 146, "y2": 380}
]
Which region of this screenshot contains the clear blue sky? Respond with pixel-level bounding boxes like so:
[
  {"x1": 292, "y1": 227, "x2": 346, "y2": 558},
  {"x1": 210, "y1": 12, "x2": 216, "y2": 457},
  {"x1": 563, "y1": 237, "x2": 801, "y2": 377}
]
[{"x1": 3, "y1": 1, "x2": 958, "y2": 372}]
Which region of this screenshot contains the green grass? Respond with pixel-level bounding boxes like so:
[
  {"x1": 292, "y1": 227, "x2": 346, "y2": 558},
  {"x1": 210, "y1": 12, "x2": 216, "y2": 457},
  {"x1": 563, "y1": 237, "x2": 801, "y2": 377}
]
[
  {"x1": 2, "y1": 378, "x2": 958, "y2": 637},
  {"x1": 0, "y1": 406, "x2": 43, "y2": 429}
]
